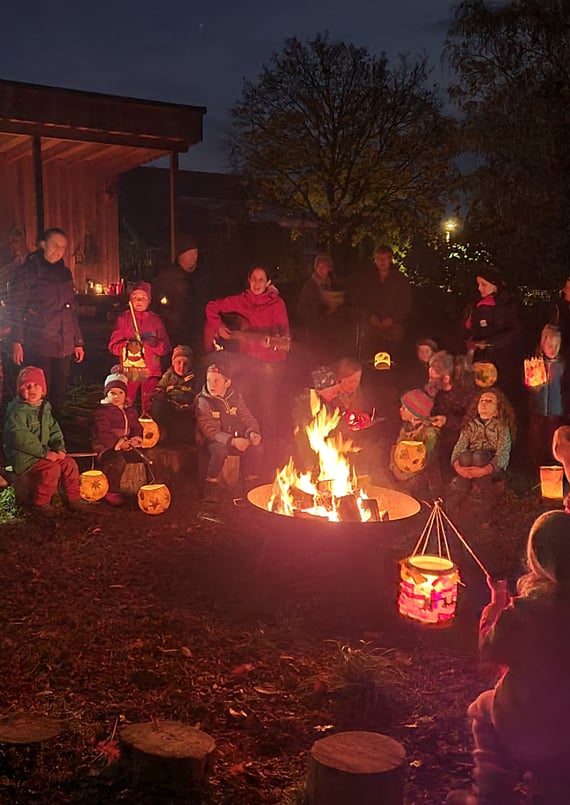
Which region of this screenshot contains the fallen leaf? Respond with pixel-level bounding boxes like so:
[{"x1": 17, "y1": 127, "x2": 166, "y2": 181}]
[
  {"x1": 96, "y1": 738, "x2": 120, "y2": 764},
  {"x1": 180, "y1": 646, "x2": 192, "y2": 658},
  {"x1": 231, "y1": 663, "x2": 254, "y2": 676},
  {"x1": 253, "y1": 684, "x2": 282, "y2": 696},
  {"x1": 314, "y1": 724, "x2": 334, "y2": 732},
  {"x1": 228, "y1": 707, "x2": 248, "y2": 719},
  {"x1": 157, "y1": 647, "x2": 177, "y2": 654},
  {"x1": 230, "y1": 762, "x2": 245, "y2": 775}
]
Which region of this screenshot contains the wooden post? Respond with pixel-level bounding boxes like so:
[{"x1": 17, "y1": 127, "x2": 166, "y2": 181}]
[
  {"x1": 119, "y1": 720, "x2": 215, "y2": 797},
  {"x1": 307, "y1": 731, "x2": 406, "y2": 805},
  {"x1": 32, "y1": 136, "x2": 45, "y2": 240},
  {"x1": 119, "y1": 462, "x2": 148, "y2": 496},
  {"x1": 169, "y1": 151, "x2": 179, "y2": 263}
]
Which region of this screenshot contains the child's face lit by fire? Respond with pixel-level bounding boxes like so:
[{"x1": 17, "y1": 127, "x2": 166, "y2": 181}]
[
  {"x1": 542, "y1": 335, "x2": 560, "y2": 360},
  {"x1": 417, "y1": 344, "x2": 434, "y2": 365},
  {"x1": 130, "y1": 292, "x2": 150, "y2": 312},
  {"x1": 107, "y1": 388, "x2": 126, "y2": 408},
  {"x1": 399, "y1": 405, "x2": 417, "y2": 423},
  {"x1": 478, "y1": 392, "x2": 498, "y2": 421},
  {"x1": 172, "y1": 356, "x2": 190, "y2": 376},
  {"x1": 207, "y1": 372, "x2": 231, "y2": 398},
  {"x1": 318, "y1": 384, "x2": 341, "y2": 402},
  {"x1": 21, "y1": 382, "x2": 43, "y2": 406}
]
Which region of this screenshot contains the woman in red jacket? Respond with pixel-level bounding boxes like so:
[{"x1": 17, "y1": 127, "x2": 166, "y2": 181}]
[{"x1": 204, "y1": 266, "x2": 290, "y2": 438}]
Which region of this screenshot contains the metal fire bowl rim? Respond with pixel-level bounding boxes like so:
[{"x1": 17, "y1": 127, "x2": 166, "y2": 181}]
[{"x1": 246, "y1": 483, "x2": 421, "y2": 524}]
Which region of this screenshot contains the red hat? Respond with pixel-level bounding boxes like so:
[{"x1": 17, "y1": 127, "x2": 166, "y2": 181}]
[
  {"x1": 130, "y1": 281, "x2": 152, "y2": 301},
  {"x1": 17, "y1": 366, "x2": 47, "y2": 397},
  {"x1": 401, "y1": 388, "x2": 434, "y2": 420}
]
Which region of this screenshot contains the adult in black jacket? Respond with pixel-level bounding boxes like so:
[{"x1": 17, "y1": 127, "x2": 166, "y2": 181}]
[{"x1": 9, "y1": 228, "x2": 84, "y2": 416}]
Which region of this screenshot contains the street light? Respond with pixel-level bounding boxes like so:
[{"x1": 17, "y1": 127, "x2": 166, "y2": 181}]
[{"x1": 444, "y1": 219, "x2": 458, "y2": 243}]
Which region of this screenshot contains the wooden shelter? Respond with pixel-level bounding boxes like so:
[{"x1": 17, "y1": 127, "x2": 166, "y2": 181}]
[{"x1": 0, "y1": 79, "x2": 205, "y2": 291}]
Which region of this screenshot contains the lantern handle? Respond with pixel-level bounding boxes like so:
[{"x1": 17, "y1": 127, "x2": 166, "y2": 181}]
[{"x1": 438, "y1": 505, "x2": 491, "y2": 581}]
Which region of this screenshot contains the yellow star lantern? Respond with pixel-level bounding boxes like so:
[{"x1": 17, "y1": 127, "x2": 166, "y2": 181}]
[
  {"x1": 137, "y1": 483, "x2": 171, "y2": 515},
  {"x1": 79, "y1": 469, "x2": 109, "y2": 502}
]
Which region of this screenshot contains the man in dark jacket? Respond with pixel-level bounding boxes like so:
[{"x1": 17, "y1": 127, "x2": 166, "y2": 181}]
[
  {"x1": 153, "y1": 233, "x2": 209, "y2": 357},
  {"x1": 9, "y1": 228, "x2": 84, "y2": 417}
]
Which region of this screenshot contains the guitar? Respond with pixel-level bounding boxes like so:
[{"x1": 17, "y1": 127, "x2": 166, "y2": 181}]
[{"x1": 213, "y1": 312, "x2": 291, "y2": 353}]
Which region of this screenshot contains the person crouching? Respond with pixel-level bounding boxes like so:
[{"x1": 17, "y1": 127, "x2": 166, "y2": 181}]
[
  {"x1": 195, "y1": 362, "x2": 263, "y2": 500},
  {"x1": 92, "y1": 371, "x2": 144, "y2": 506},
  {"x1": 3, "y1": 366, "x2": 84, "y2": 517}
]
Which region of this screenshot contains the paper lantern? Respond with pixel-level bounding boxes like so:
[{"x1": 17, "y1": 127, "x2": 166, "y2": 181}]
[
  {"x1": 398, "y1": 555, "x2": 460, "y2": 625},
  {"x1": 540, "y1": 465, "x2": 564, "y2": 499},
  {"x1": 393, "y1": 440, "x2": 427, "y2": 474},
  {"x1": 137, "y1": 483, "x2": 171, "y2": 515},
  {"x1": 524, "y1": 358, "x2": 547, "y2": 388},
  {"x1": 139, "y1": 416, "x2": 160, "y2": 448},
  {"x1": 473, "y1": 361, "x2": 498, "y2": 388},
  {"x1": 79, "y1": 469, "x2": 109, "y2": 502},
  {"x1": 373, "y1": 352, "x2": 391, "y2": 370}
]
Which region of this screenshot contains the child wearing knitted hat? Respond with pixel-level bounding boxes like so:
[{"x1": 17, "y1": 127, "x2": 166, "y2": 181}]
[
  {"x1": 150, "y1": 344, "x2": 196, "y2": 444},
  {"x1": 389, "y1": 387, "x2": 443, "y2": 496},
  {"x1": 2, "y1": 366, "x2": 85, "y2": 516},
  {"x1": 108, "y1": 281, "x2": 171, "y2": 414},
  {"x1": 91, "y1": 370, "x2": 144, "y2": 506}
]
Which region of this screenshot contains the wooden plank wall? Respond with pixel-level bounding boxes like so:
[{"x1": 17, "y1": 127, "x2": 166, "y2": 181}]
[{"x1": 0, "y1": 151, "x2": 119, "y2": 290}]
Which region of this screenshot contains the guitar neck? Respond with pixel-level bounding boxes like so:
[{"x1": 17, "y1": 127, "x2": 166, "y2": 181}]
[{"x1": 227, "y1": 330, "x2": 291, "y2": 351}]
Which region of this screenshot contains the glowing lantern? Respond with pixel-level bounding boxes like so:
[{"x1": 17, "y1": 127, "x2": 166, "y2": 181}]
[
  {"x1": 524, "y1": 358, "x2": 547, "y2": 388},
  {"x1": 373, "y1": 352, "x2": 391, "y2": 370},
  {"x1": 393, "y1": 440, "x2": 427, "y2": 474},
  {"x1": 473, "y1": 361, "x2": 498, "y2": 388},
  {"x1": 540, "y1": 465, "x2": 564, "y2": 499},
  {"x1": 79, "y1": 469, "x2": 109, "y2": 502},
  {"x1": 137, "y1": 483, "x2": 171, "y2": 515},
  {"x1": 398, "y1": 555, "x2": 460, "y2": 625},
  {"x1": 139, "y1": 416, "x2": 160, "y2": 448}
]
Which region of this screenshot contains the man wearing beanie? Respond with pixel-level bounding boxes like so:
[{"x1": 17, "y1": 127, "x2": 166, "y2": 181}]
[
  {"x1": 153, "y1": 233, "x2": 210, "y2": 354},
  {"x1": 8, "y1": 227, "x2": 85, "y2": 418},
  {"x1": 151, "y1": 344, "x2": 197, "y2": 444},
  {"x1": 389, "y1": 387, "x2": 443, "y2": 496},
  {"x1": 3, "y1": 365, "x2": 85, "y2": 516}
]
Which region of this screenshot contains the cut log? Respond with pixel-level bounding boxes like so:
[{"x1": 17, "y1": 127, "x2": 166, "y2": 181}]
[
  {"x1": 119, "y1": 720, "x2": 215, "y2": 796},
  {"x1": 146, "y1": 445, "x2": 197, "y2": 477},
  {"x1": 360, "y1": 498, "x2": 381, "y2": 522},
  {"x1": 0, "y1": 713, "x2": 61, "y2": 745},
  {"x1": 307, "y1": 731, "x2": 406, "y2": 805},
  {"x1": 119, "y1": 462, "x2": 148, "y2": 496},
  {"x1": 337, "y1": 494, "x2": 362, "y2": 522},
  {"x1": 291, "y1": 486, "x2": 314, "y2": 510},
  {"x1": 220, "y1": 455, "x2": 240, "y2": 490}
]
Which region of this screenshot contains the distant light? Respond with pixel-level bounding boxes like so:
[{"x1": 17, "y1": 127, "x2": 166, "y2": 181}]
[
  {"x1": 160, "y1": 296, "x2": 168, "y2": 305},
  {"x1": 94, "y1": 283, "x2": 104, "y2": 295}
]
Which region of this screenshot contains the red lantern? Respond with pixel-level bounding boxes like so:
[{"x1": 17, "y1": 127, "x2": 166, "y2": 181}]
[{"x1": 398, "y1": 555, "x2": 460, "y2": 625}]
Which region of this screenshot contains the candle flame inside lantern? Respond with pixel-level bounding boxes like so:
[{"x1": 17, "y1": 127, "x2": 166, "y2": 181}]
[{"x1": 398, "y1": 555, "x2": 460, "y2": 625}]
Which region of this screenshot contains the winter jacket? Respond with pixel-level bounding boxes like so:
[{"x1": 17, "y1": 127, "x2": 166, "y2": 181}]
[
  {"x1": 153, "y1": 261, "x2": 210, "y2": 346},
  {"x1": 204, "y1": 286, "x2": 290, "y2": 363},
  {"x1": 108, "y1": 309, "x2": 170, "y2": 377},
  {"x1": 3, "y1": 398, "x2": 66, "y2": 474},
  {"x1": 195, "y1": 386, "x2": 260, "y2": 446},
  {"x1": 528, "y1": 356, "x2": 565, "y2": 417},
  {"x1": 351, "y1": 268, "x2": 413, "y2": 330},
  {"x1": 9, "y1": 251, "x2": 83, "y2": 358},
  {"x1": 451, "y1": 415, "x2": 511, "y2": 472},
  {"x1": 465, "y1": 290, "x2": 519, "y2": 352},
  {"x1": 153, "y1": 368, "x2": 196, "y2": 409},
  {"x1": 92, "y1": 403, "x2": 143, "y2": 456},
  {"x1": 480, "y1": 594, "x2": 570, "y2": 765}
]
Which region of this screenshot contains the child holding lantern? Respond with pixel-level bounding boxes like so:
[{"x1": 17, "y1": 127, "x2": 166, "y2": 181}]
[
  {"x1": 389, "y1": 387, "x2": 443, "y2": 497},
  {"x1": 108, "y1": 281, "x2": 171, "y2": 414},
  {"x1": 92, "y1": 370, "x2": 144, "y2": 507},
  {"x1": 527, "y1": 324, "x2": 565, "y2": 467},
  {"x1": 446, "y1": 510, "x2": 570, "y2": 805}
]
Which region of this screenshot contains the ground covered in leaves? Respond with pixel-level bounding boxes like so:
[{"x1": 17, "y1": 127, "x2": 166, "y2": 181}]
[{"x1": 0, "y1": 471, "x2": 547, "y2": 804}]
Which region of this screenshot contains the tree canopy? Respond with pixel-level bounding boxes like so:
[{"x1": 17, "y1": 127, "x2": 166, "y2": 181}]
[
  {"x1": 446, "y1": 0, "x2": 570, "y2": 288},
  {"x1": 228, "y1": 33, "x2": 457, "y2": 252}
]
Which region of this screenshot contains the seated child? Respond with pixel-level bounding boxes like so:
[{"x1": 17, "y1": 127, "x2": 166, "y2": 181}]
[
  {"x1": 108, "y1": 281, "x2": 171, "y2": 414},
  {"x1": 450, "y1": 386, "x2": 515, "y2": 502},
  {"x1": 195, "y1": 362, "x2": 263, "y2": 499},
  {"x1": 151, "y1": 344, "x2": 196, "y2": 444},
  {"x1": 389, "y1": 387, "x2": 442, "y2": 497},
  {"x1": 3, "y1": 366, "x2": 84, "y2": 516},
  {"x1": 291, "y1": 366, "x2": 342, "y2": 473},
  {"x1": 527, "y1": 324, "x2": 565, "y2": 467},
  {"x1": 92, "y1": 371, "x2": 144, "y2": 507},
  {"x1": 446, "y1": 511, "x2": 570, "y2": 805}
]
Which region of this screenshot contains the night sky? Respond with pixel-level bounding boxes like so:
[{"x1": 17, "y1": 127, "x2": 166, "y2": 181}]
[{"x1": 1, "y1": 0, "x2": 455, "y2": 172}]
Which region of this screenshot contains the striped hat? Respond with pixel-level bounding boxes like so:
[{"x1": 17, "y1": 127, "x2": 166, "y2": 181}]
[{"x1": 401, "y1": 388, "x2": 434, "y2": 420}]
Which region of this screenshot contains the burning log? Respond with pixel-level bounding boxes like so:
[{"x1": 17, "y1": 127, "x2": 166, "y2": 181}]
[
  {"x1": 293, "y1": 509, "x2": 325, "y2": 521},
  {"x1": 316, "y1": 479, "x2": 334, "y2": 511},
  {"x1": 359, "y1": 498, "x2": 389, "y2": 522},
  {"x1": 337, "y1": 494, "x2": 362, "y2": 522},
  {"x1": 290, "y1": 486, "x2": 315, "y2": 510}
]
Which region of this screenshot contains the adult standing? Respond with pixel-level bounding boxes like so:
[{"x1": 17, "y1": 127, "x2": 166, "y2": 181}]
[
  {"x1": 297, "y1": 253, "x2": 345, "y2": 361},
  {"x1": 9, "y1": 228, "x2": 84, "y2": 417},
  {"x1": 464, "y1": 264, "x2": 520, "y2": 401},
  {"x1": 153, "y1": 233, "x2": 209, "y2": 357},
  {"x1": 204, "y1": 266, "x2": 290, "y2": 438},
  {"x1": 351, "y1": 245, "x2": 413, "y2": 362}
]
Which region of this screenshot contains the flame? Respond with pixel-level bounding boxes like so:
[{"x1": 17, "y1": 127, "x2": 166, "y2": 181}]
[{"x1": 269, "y1": 400, "x2": 374, "y2": 521}]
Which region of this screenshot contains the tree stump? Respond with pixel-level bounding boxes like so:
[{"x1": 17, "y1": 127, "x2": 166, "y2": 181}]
[
  {"x1": 307, "y1": 731, "x2": 406, "y2": 805},
  {"x1": 146, "y1": 446, "x2": 197, "y2": 478},
  {"x1": 220, "y1": 455, "x2": 240, "y2": 490},
  {"x1": 0, "y1": 713, "x2": 61, "y2": 774},
  {"x1": 119, "y1": 720, "x2": 215, "y2": 797},
  {"x1": 119, "y1": 462, "x2": 148, "y2": 496}
]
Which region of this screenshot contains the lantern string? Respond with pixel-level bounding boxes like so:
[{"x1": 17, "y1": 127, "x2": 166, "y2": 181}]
[
  {"x1": 412, "y1": 503, "x2": 439, "y2": 556},
  {"x1": 438, "y1": 506, "x2": 491, "y2": 580}
]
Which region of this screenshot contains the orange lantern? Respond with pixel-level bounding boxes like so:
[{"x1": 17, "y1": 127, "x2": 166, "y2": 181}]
[
  {"x1": 137, "y1": 483, "x2": 171, "y2": 515},
  {"x1": 373, "y1": 352, "x2": 391, "y2": 370},
  {"x1": 139, "y1": 416, "x2": 160, "y2": 448},
  {"x1": 79, "y1": 469, "x2": 109, "y2": 502},
  {"x1": 524, "y1": 357, "x2": 547, "y2": 388},
  {"x1": 540, "y1": 465, "x2": 564, "y2": 499},
  {"x1": 393, "y1": 440, "x2": 427, "y2": 474},
  {"x1": 398, "y1": 555, "x2": 460, "y2": 626},
  {"x1": 473, "y1": 361, "x2": 498, "y2": 388}
]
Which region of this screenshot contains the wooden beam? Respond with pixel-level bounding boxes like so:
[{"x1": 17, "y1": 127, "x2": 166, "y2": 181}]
[
  {"x1": 169, "y1": 151, "x2": 179, "y2": 263},
  {"x1": 32, "y1": 136, "x2": 44, "y2": 239}
]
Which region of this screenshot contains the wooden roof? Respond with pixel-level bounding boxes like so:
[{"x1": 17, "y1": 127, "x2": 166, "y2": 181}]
[{"x1": 0, "y1": 78, "x2": 206, "y2": 173}]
